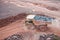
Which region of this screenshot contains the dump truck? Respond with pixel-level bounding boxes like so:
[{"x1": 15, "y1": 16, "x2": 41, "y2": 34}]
[{"x1": 25, "y1": 15, "x2": 54, "y2": 31}]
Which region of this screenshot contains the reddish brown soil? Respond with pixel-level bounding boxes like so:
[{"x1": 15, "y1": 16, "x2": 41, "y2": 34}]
[
  {"x1": 0, "y1": 13, "x2": 27, "y2": 27},
  {"x1": 0, "y1": 14, "x2": 60, "y2": 40}
]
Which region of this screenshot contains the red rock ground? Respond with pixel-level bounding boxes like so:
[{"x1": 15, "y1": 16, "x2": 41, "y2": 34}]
[{"x1": 0, "y1": 13, "x2": 60, "y2": 40}]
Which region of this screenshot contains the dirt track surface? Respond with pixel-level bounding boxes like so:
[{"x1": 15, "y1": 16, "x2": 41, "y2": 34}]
[
  {"x1": 0, "y1": 0, "x2": 60, "y2": 40},
  {"x1": 0, "y1": 16, "x2": 60, "y2": 40}
]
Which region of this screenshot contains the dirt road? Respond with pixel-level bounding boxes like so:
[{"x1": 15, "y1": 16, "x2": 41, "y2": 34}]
[
  {"x1": 0, "y1": 0, "x2": 60, "y2": 40},
  {"x1": 0, "y1": 18, "x2": 60, "y2": 40}
]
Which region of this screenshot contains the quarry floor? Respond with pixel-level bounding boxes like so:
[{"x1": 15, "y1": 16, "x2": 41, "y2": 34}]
[
  {"x1": 0, "y1": 0, "x2": 60, "y2": 40},
  {"x1": 0, "y1": 17, "x2": 60, "y2": 40}
]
